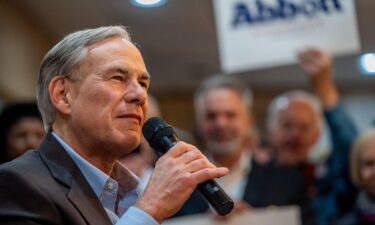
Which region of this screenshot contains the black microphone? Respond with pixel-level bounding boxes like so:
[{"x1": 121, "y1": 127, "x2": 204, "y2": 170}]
[{"x1": 142, "y1": 117, "x2": 234, "y2": 216}]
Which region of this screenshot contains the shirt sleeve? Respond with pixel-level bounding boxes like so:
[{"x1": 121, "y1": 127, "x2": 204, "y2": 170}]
[
  {"x1": 324, "y1": 103, "x2": 357, "y2": 182},
  {"x1": 117, "y1": 207, "x2": 160, "y2": 225}
]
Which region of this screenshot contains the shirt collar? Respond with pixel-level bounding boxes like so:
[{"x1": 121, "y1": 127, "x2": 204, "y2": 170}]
[
  {"x1": 51, "y1": 131, "x2": 139, "y2": 198},
  {"x1": 209, "y1": 151, "x2": 252, "y2": 172}
]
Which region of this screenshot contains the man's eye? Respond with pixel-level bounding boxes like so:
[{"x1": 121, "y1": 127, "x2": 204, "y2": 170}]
[
  {"x1": 111, "y1": 76, "x2": 124, "y2": 81},
  {"x1": 139, "y1": 81, "x2": 149, "y2": 89}
]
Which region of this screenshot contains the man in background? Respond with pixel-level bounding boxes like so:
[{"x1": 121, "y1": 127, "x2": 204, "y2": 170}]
[
  {"x1": 176, "y1": 75, "x2": 255, "y2": 216},
  {"x1": 177, "y1": 49, "x2": 357, "y2": 225},
  {"x1": 260, "y1": 48, "x2": 357, "y2": 225},
  {"x1": 0, "y1": 102, "x2": 45, "y2": 164}
]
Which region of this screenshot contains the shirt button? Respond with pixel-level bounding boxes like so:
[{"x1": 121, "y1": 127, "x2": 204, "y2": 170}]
[{"x1": 107, "y1": 182, "x2": 114, "y2": 190}]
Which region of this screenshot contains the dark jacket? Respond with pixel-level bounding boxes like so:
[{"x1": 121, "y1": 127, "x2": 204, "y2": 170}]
[
  {"x1": 0, "y1": 133, "x2": 112, "y2": 225},
  {"x1": 175, "y1": 159, "x2": 313, "y2": 224},
  {"x1": 175, "y1": 104, "x2": 357, "y2": 225}
]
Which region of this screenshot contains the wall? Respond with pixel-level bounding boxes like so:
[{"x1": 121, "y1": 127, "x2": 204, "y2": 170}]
[{"x1": 0, "y1": 1, "x2": 49, "y2": 102}]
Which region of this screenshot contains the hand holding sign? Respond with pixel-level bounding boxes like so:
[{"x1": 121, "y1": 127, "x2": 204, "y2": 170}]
[{"x1": 297, "y1": 48, "x2": 339, "y2": 109}]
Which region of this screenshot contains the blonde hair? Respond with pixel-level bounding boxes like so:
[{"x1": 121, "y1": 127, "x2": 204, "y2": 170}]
[{"x1": 350, "y1": 128, "x2": 375, "y2": 187}]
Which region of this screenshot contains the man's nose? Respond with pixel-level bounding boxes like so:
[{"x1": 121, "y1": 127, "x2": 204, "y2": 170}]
[
  {"x1": 214, "y1": 116, "x2": 228, "y2": 128},
  {"x1": 125, "y1": 80, "x2": 147, "y2": 105},
  {"x1": 288, "y1": 126, "x2": 301, "y2": 139}
]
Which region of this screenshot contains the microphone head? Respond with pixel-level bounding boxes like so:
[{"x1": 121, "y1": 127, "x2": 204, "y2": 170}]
[{"x1": 142, "y1": 117, "x2": 177, "y2": 152}]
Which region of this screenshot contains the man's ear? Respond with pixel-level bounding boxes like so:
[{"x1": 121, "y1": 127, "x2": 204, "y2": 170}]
[{"x1": 49, "y1": 76, "x2": 72, "y2": 115}]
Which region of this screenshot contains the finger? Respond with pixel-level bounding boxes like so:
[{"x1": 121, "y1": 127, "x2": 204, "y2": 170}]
[
  {"x1": 317, "y1": 54, "x2": 332, "y2": 67},
  {"x1": 186, "y1": 158, "x2": 214, "y2": 173},
  {"x1": 214, "y1": 214, "x2": 229, "y2": 221},
  {"x1": 309, "y1": 62, "x2": 321, "y2": 74},
  {"x1": 235, "y1": 201, "x2": 252, "y2": 211},
  {"x1": 298, "y1": 48, "x2": 315, "y2": 60},
  {"x1": 301, "y1": 48, "x2": 324, "y2": 61},
  {"x1": 178, "y1": 149, "x2": 204, "y2": 164},
  {"x1": 308, "y1": 48, "x2": 321, "y2": 58},
  {"x1": 192, "y1": 167, "x2": 229, "y2": 184},
  {"x1": 298, "y1": 54, "x2": 315, "y2": 67},
  {"x1": 166, "y1": 141, "x2": 195, "y2": 158},
  {"x1": 297, "y1": 51, "x2": 308, "y2": 62},
  {"x1": 308, "y1": 49, "x2": 332, "y2": 65}
]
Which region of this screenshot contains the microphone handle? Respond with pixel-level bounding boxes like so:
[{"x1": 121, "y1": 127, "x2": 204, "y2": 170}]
[{"x1": 197, "y1": 180, "x2": 234, "y2": 216}]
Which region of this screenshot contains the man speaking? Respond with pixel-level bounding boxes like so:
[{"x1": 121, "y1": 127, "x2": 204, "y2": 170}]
[{"x1": 0, "y1": 26, "x2": 228, "y2": 225}]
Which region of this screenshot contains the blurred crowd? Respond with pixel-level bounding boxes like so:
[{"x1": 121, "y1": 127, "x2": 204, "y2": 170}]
[{"x1": 1, "y1": 48, "x2": 374, "y2": 225}]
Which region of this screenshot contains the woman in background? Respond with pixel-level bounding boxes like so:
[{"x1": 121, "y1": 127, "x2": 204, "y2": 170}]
[
  {"x1": 0, "y1": 102, "x2": 45, "y2": 164},
  {"x1": 335, "y1": 129, "x2": 375, "y2": 225}
]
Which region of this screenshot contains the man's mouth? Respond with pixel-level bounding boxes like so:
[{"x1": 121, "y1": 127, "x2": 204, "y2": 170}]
[{"x1": 117, "y1": 113, "x2": 142, "y2": 124}]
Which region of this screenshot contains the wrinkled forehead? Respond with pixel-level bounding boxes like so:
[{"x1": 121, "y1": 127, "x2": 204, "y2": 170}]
[
  {"x1": 89, "y1": 36, "x2": 132, "y2": 49},
  {"x1": 278, "y1": 99, "x2": 320, "y2": 123},
  {"x1": 202, "y1": 88, "x2": 247, "y2": 111},
  {"x1": 87, "y1": 36, "x2": 142, "y2": 61},
  {"x1": 360, "y1": 142, "x2": 375, "y2": 158},
  {"x1": 79, "y1": 36, "x2": 147, "y2": 75},
  {"x1": 280, "y1": 97, "x2": 317, "y2": 112}
]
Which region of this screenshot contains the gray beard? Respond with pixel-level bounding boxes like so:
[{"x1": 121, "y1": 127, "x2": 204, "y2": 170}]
[{"x1": 206, "y1": 139, "x2": 241, "y2": 156}]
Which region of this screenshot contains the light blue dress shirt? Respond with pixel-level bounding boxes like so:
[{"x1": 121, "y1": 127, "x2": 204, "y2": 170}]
[{"x1": 52, "y1": 132, "x2": 159, "y2": 225}]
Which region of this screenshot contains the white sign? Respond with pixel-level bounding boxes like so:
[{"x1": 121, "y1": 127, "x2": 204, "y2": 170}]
[
  {"x1": 164, "y1": 206, "x2": 300, "y2": 225},
  {"x1": 213, "y1": 0, "x2": 361, "y2": 73}
]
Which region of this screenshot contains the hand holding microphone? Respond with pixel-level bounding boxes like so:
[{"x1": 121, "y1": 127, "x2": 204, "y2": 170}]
[{"x1": 134, "y1": 118, "x2": 234, "y2": 223}]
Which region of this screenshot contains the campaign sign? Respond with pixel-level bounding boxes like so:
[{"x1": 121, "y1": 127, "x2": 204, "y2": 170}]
[{"x1": 213, "y1": 0, "x2": 361, "y2": 73}]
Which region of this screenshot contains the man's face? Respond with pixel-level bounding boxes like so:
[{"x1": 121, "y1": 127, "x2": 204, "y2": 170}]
[
  {"x1": 66, "y1": 37, "x2": 149, "y2": 155},
  {"x1": 271, "y1": 100, "x2": 320, "y2": 166},
  {"x1": 360, "y1": 146, "x2": 375, "y2": 196},
  {"x1": 198, "y1": 88, "x2": 251, "y2": 156},
  {"x1": 6, "y1": 117, "x2": 45, "y2": 160}
]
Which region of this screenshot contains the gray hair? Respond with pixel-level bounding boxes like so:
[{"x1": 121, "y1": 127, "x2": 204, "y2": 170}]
[
  {"x1": 266, "y1": 90, "x2": 322, "y2": 130},
  {"x1": 194, "y1": 75, "x2": 253, "y2": 120},
  {"x1": 37, "y1": 26, "x2": 131, "y2": 131}
]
